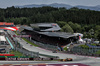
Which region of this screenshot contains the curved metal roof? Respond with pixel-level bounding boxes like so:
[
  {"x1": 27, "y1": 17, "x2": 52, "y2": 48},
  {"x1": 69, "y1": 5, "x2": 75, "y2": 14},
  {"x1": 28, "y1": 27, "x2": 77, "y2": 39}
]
[{"x1": 30, "y1": 23, "x2": 61, "y2": 31}]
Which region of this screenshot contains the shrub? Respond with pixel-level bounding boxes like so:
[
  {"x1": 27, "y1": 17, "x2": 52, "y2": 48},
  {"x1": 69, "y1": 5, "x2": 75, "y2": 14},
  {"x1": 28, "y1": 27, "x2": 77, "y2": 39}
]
[
  {"x1": 79, "y1": 45, "x2": 89, "y2": 49},
  {"x1": 63, "y1": 47, "x2": 68, "y2": 51}
]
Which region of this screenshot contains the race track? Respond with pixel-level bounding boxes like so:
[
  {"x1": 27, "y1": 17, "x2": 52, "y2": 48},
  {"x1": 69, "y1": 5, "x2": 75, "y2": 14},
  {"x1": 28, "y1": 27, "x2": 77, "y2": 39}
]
[{"x1": 6, "y1": 30, "x2": 100, "y2": 66}]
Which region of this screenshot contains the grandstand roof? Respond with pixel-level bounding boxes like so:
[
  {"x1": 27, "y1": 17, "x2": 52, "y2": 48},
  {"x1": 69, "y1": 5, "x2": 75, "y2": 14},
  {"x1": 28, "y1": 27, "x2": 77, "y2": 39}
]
[
  {"x1": 37, "y1": 32, "x2": 76, "y2": 38},
  {"x1": 0, "y1": 36, "x2": 6, "y2": 41},
  {"x1": 30, "y1": 23, "x2": 61, "y2": 31},
  {"x1": 21, "y1": 24, "x2": 78, "y2": 39}
]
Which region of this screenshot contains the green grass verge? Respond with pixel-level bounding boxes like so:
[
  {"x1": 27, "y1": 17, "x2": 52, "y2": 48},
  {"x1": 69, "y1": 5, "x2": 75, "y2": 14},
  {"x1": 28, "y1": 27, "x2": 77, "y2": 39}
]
[
  {"x1": 10, "y1": 50, "x2": 24, "y2": 56},
  {"x1": 95, "y1": 50, "x2": 100, "y2": 54},
  {"x1": 22, "y1": 38, "x2": 39, "y2": 47}
]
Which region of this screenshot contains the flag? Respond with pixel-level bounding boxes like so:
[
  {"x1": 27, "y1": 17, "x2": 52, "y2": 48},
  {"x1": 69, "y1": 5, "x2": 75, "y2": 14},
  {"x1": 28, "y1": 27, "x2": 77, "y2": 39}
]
[{"x1": 79, "y1": 34, "x2": 81, "y2": 40}]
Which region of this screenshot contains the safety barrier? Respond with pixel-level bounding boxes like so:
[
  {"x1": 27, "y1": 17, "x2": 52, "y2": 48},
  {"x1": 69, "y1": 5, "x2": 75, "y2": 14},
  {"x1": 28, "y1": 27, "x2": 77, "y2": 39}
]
[
  {"x1": 39, "y1": 53, "x2": 59, "y2": 58},
  {"x1": 15, "y1": 47, "x2": 39, "y2": 57}
]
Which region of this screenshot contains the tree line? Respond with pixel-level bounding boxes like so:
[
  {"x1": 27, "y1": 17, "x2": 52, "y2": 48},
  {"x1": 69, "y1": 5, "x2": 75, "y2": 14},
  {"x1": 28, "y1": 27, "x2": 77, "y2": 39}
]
[
  {"x1": 0, "y1": 6, "x2": 100, "y2": 40},
  {"x1": 0, "y1": 6, "x2": 100, "y2": 25}
]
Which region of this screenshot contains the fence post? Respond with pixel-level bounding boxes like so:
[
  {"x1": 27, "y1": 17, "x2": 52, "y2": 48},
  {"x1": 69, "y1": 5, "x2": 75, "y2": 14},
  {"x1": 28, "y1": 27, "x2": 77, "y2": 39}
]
[{"x1": 37, "y1": 52, "x2": 39, "y2": 58}]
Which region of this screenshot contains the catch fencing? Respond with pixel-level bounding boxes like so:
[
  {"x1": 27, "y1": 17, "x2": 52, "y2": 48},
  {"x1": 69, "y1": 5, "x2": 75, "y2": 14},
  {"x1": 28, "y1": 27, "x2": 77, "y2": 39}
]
[{"x1": 70, "y1": 46, "x2": 100, "y2": 56}]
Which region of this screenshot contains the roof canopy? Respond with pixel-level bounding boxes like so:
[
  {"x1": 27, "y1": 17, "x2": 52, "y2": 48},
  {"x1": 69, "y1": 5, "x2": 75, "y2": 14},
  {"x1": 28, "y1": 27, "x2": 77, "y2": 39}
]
[
  {"x1": 37, "y1": 32, "x2": 77, "y2": 38},
  {"x1": 30, "y1": 23, "x2": 61, "y2": 32}
]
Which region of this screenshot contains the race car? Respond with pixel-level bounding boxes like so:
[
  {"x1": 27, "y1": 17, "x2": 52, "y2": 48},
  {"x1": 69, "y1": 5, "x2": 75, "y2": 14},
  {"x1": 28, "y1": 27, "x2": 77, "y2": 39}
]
[{"x1": 59, "y1": 58, "x2": 73, "y2": 61}]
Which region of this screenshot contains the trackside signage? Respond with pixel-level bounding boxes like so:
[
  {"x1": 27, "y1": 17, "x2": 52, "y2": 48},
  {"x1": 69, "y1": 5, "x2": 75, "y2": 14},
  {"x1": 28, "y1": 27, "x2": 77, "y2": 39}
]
[{"x1": 13, "y1": 35, "x2": 31, "y2": 37}]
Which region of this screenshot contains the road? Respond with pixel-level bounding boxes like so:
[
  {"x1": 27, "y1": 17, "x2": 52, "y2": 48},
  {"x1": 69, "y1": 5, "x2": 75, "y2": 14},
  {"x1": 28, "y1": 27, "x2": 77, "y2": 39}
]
[{"x1": 6, "y1": 30, "x2": 100, "y2": 66}]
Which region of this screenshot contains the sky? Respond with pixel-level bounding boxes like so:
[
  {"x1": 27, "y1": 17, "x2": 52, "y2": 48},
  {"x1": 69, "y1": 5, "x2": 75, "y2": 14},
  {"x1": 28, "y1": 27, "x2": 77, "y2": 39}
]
[{"x1": 0, "y1": 0, "x2": 100, "y2": 8}]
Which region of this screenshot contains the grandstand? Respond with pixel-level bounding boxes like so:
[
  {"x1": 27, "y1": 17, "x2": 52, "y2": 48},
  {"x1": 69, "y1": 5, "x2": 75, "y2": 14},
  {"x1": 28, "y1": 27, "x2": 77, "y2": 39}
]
[{"x1": 21, "y1": 23, "x2": 79, "y2": 49}]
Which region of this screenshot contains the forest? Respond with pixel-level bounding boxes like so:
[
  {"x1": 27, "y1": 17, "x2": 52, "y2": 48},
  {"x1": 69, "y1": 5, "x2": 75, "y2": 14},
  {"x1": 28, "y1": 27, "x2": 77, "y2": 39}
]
[{"x1": 0, "y1": 6, "x2": 100, "y2": 40}]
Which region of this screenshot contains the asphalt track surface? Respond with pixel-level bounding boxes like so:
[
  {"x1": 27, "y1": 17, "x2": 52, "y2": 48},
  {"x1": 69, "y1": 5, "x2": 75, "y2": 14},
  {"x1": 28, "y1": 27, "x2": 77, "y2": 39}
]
[
  {"x1": 0, "y1": 60, "x2": 100, "y2": 66},
  {"x1": 5, "y1": 30, "x2": 100, "y2": 66}
]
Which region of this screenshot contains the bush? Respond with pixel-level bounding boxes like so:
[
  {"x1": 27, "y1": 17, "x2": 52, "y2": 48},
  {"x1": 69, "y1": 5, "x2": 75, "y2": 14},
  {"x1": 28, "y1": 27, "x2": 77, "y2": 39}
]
[
  {"x1": 91, "y1": 43, "x2": 96, "y2": 46},
  {"x1": 79, "y1": 45, "x2": 89, "y2": 49},
  {"x1": 63, "y1": 47, "x2": 68, "y2": 51}
]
